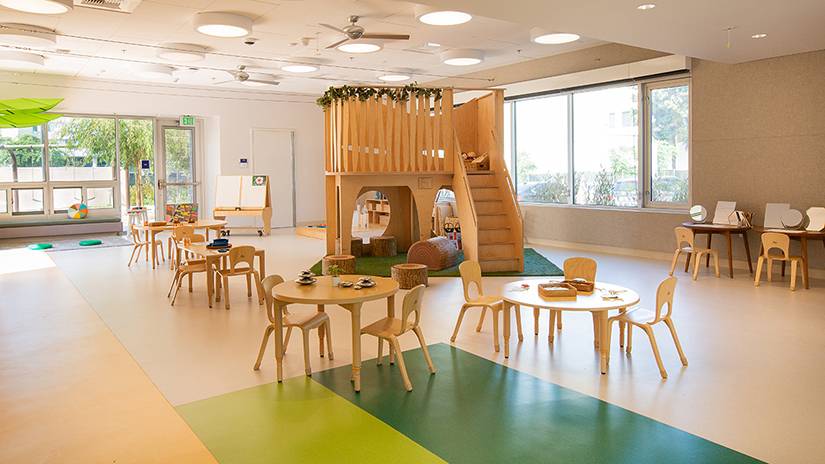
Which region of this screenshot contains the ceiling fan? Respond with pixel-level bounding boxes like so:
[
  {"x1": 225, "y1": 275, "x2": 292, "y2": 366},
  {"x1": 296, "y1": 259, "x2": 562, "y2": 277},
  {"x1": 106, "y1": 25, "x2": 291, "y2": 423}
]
[
  {"x1": 320, "y1": 15, "x2": 410, "y2": 49},
  {"x1": 213, "y1": 65, "x2": 280, "y2": 86}
]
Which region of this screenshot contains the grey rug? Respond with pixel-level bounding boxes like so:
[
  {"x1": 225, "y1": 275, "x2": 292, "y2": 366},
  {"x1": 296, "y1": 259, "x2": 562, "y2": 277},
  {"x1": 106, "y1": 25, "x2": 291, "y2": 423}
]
[{"x1": 0, "y1": 233, "x2": 132, "y2": 252}]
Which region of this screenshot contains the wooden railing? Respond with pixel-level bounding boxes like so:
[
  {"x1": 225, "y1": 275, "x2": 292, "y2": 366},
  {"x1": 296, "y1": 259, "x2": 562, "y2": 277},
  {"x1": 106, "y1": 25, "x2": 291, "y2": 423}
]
[
  {"x1": 325, "y1": 88, "x2": 455, "y2": 174},
  {"x1": 451, "y1": 135, "x2": 479, "y2": 263}
]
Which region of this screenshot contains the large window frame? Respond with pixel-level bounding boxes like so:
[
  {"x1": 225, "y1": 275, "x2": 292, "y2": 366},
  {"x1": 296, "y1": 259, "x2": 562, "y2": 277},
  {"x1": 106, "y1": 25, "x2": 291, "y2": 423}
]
[{"x1": 507, "y1": 74, "x2": 690, "y2": 211}]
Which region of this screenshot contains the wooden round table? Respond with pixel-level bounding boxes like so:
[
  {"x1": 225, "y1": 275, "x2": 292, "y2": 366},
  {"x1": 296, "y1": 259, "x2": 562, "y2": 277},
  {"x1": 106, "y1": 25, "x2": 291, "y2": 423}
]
[
  {"x1": 135, "y1": 219, "x2": 227, "y2": 269},
  {"x1": 501, "y1": 279, "x2": 640, "y2": 374},
  {"x1": 271, "y1": 275, "x2": 399, "y2": 391}
]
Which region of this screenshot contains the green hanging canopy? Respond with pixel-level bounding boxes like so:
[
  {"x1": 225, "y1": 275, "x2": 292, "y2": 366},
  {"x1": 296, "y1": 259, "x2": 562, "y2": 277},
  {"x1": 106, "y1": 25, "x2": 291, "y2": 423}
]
[
  {"x1": 0, "y1": 98, "x2": 63, "y2": 128},
  {"x1": 0, "y1": 112, "x2": 62, "y2": 128}
]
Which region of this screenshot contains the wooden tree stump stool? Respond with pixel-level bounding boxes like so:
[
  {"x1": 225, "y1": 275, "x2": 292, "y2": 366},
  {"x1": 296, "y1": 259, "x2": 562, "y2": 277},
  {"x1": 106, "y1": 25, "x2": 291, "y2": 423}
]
[
  {"x1": 350, "y1": 237, "x2": 363, "y2": 257},
  {"x1": 322, "y1": 254, "x2": 356, "y2": 275},
  {"x1": 371, "y1": 236, "x2": 397, "y2": 257},
  {"x1": 391, "y1": 263, "x2": 428, "y2": 289},
  {"x1": 407, "y1": 236, "x2": 460, "y2": 270}
]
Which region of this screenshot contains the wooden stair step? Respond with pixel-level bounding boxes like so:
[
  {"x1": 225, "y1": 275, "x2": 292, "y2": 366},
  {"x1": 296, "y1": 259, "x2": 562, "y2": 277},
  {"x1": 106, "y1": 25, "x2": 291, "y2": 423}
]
[
  {"x1": 466, "y1": 172, "x2": 497, "y2": 188},
  {"x1": 478, "y1": 228, "x2": 512, "y2": 243},
  {"x1": 479, "y1": 242, "x2": 516, "y2": 259},
  {"x1": 479, "y1": 258, "x2": 522, "y2": 273},
  {"x1": 474, "y1": 200, "x2": 505, "y2": 215},
  {"x1": 469, "y1": 186, "x2": 501, "y2": 201},
  {"x1": 477, "y1": 214, "x2": 509, "y2": 229}
]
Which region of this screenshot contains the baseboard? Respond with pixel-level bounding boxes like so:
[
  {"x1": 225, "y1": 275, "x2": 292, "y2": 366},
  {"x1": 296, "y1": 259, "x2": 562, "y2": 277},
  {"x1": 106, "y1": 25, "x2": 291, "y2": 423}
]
[{"x1": 526, "y1": 237, "x2": 825, "y2": 280}]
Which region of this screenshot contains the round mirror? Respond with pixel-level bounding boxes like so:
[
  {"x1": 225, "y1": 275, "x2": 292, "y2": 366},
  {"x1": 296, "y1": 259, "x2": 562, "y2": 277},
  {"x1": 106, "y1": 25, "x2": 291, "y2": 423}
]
[{"x1": 689, "y1": 205, "x2": 707, "y2": 223}]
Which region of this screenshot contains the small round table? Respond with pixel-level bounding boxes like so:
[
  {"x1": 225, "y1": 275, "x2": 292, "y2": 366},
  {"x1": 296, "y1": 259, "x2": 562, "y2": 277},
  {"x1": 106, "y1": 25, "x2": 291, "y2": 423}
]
[
  {"x1": 501, "y1": 279, "x2": 640, "y2": 374},
  {"x1": 271, "y1": 275, "x2": 399, "y2": 391}
]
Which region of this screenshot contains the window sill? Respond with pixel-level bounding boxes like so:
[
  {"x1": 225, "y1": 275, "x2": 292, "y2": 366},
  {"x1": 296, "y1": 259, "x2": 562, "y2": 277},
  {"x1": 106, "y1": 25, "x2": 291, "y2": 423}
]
[{"x1": 518, "y1": 201, "x2": 688, "y2": 215}]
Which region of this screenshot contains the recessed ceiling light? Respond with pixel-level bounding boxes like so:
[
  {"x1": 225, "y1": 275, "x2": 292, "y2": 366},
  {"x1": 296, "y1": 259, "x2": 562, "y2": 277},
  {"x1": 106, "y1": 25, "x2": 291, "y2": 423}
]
[
  {"x1": 281, "y1": 64, "x2": 318, "y2": 73},
  {"x1": 194, "y1": 12, "x2": 252, "y2": 38},
  {"x1": 0, "y1": 23, "x2": 57, "y2": 49},
  {"x1": 378, "y1": 70, "x2": 412, "y2": 82},
  {"x1": 751, "y1": 33, "x2": 768, "y2": 39},
  {"x1": 0, "y1": 0, "x2": 72, "y2": 15},
  {"x1": 337, "y1": 41, "x2": 382, "y2": 54},
  {"x1": 134, "y1": 63, "x2": 175, "y2": 81},
  {"x1": 415, "y1": 7, "x2": 472, "y2": 26},
  {"x1": 0, "y1": 50, "x2": 45, "y2": 68},
  {"x1": 440, "y1": 49, "x2": 483, "y2": 66},
  {"x1": 426, "y1": 42, "x2": 441, "y2": 48},
  {"x1": 531, "y1": 31, "x2": 580, "y2": 45},
  {"x1": 157, "y1": 43, "x2": 207, "y2": 62},
  {"x1": 637, "y1": 3, "x2": 656, "y2": 10}
]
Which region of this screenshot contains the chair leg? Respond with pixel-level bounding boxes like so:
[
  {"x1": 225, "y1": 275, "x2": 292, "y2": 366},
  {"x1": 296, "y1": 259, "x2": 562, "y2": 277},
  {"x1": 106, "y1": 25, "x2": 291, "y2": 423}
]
[
  {"x1": 325, "y1": 321, "x2": 333, "y2": 360},
  {"x1": 619, "y1": 320, "x2": 626, "y2": 349},
  {"x1": 171, "y1": 276, "x2": 184, "y2": 306},
  {"x1": 626, "y1": 324, "x2": 633, "y2": 353},
  {"x1": 413, "y1": 326, "x2": 436, "y2": 374},
  {"x1": 390, "y1": 337, "x2": 412, "y2": 391},
  {"x1": 188, "y1": 272, "x2": 193, "y2": 292},
  {"x1": 642, "y1": 325, "x2": 667, "y2": 379},
  {"x1": 246, "y1": 273, "x2": 252, "y2": 298},
  {"x1": 683, "y1": 250, "x2": 691, "y2": 272},
  {"x1": 591, "y1": 312, "x2": 599, "y2": 348},
  {"x1": 318, "y1": 324, "x2": 326, "y2": 358},
  {"x1": 533, "y1": 307, "x2": 540, "y2": 335},
  {"x1": 557, "y1": 311, "x2": 563, "y2": 330},
  {"x1": 301, "y1": 329, "x2": 312, "y2": 376},
  {"x1": 692, "y1": 251, "x2": 702, "y2": 280},
  {"x1": 253, "y1": 325, "x2": 274, "y2": 370},
  {"x1": 514, "y1": 305, "x2": 524, "y2": 342},
  {"x1": 767, "y1": 259, "x2": 773, "y2": 282},
  {"x1": 548, "y1": 310, "x2": 557, "y2": 343},
  {"x1": 713, "y1": 252, "x2": 720, "y2": 278},
  {"x1": 754, "y1": 256, "x2": 764, "y2": 286},
  {"x1": 223, "y1": 275, "x2": 230, "y2": 310},
  {"x1": 283, "y1": 326, "x2": 293, "y2": 354},
  {"x1": 663, "y1": 318, "x2": 688, "y2": 366},
  {"x1": 214, "y1": 272, "x2": 221, "y2": 302},
  {"x1": 790, "y1": 260, "x2": 798, "y2": 291},
  {"x1": 167, "y1": 270, "x2": 180, "y2": 297},
  {"x1": 492, "y1": 308, "x2": 500, "y2": 353},
  {"x1": 450, "y1": 306, "x2": 468, "y2": 342},
  {"x1": 669, "y1": 250, "x2": 681, "y2": 276},
  {"x1": 127, "y1": 246, "x2": 137, "y2": 267},
  {"x1": 475, "y1": 307, "x2": 486, "y2": 332},
  {"x1": 377, "y1": 338, "x2": 384, "y2": 365},
  {"x1": 253, "y1": 271, "x2": 264, "y2": 305}
]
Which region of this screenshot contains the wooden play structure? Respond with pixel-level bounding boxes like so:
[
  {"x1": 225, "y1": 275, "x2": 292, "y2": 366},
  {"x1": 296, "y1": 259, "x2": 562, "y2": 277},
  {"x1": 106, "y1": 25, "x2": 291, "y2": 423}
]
[
  {"x1": 322, "y1": 86, "x2": 524, "y2": 272},
  {"x1": 213, "y1": 175, "x2": 272, "y2": 236}
]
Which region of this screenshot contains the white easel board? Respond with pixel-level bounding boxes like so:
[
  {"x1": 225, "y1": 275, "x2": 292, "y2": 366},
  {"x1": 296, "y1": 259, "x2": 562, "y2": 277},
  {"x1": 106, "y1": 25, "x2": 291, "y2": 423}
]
[
  {"x1": 214, "y1": 175, "x2": 268, "y2": 209},
  {"x1": 215, "y1": 176, "x2": 241, "y2": 208},
  {"x1": 240, "y1": 175, "x2": 267, "y2": 208}
]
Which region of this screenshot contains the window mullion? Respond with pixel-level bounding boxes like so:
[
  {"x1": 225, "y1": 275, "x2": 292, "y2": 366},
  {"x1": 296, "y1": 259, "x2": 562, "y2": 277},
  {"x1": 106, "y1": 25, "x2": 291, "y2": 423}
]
[{"x1": 567, "y1": 93, "x2": 574, "y2": 205}]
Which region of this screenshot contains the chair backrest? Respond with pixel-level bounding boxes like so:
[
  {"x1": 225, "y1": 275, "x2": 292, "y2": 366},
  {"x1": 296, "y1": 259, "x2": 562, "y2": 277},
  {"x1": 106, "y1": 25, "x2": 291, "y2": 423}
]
[
  {"x1": 229, "y1": 245, "x2": 256, "y2": 271},
  {"x1": 172, "y1": 224, "x2": 196, "y2": 243},
  {"x1": 761, "y1": 232, "x2": 789, "y2": 259},
  {"x1": 653, "y1": 276, "x2": 678, "y2": 322},
  {"x1": 129, "y1": 224, "x2": 143, "y2": 244},
  {"x1": 458, "y1": 260, "x2": 483, "y2": 301},
  {"x1": 563, "y1": 257, "x2": 597, "y2": 282},
  {"x1": 261, "y1": 274, "x2": 285, "y2": 323},
  {"x1": 399, "y1": 284, "x2": 426, "y2": 333},
  {"x1": 674, "y1": 226, "x2": 695, "y2": 249}
]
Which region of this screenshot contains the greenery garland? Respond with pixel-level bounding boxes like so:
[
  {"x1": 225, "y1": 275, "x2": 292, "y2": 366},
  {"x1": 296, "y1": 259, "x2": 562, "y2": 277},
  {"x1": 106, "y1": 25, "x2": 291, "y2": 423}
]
[{"x1": 316, "y1": 83, "x2": 443, "y2": 109}]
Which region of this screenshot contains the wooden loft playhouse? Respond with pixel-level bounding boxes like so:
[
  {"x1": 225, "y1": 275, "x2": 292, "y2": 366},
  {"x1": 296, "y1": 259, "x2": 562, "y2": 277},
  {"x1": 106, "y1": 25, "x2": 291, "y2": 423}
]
[{"x1": 322, "y1": 86, "x2": 524, "y2": 272}]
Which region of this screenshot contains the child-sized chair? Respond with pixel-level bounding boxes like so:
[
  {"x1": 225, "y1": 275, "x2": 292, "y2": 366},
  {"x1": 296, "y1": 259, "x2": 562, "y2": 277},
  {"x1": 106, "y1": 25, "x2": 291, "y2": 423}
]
[
  {"x1": 214, "y1": 245, "x2": 263, "y2": 310},
  {"x1": 361, "y1": 284, "x2": 435, "y2": 391},
  {"x1": 127, "y1": 224, "x2": 164, "y2": 267},
  {"x1": 254, "y1": 275, "x2": 333, "y2": 376},
  {"x1": 754, "y1": 232, "x2": 805, "y2": 291},
  {"x1": 168, "y1": 224, "x2": 205, "y2": 270},
  {"x1": 669, "y1": 226, "x2": 720, "y2": 280}
]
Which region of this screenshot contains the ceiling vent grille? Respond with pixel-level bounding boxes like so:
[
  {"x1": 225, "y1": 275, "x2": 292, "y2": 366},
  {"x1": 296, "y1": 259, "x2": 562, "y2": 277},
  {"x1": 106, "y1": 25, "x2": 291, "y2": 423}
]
[{"x1": 78, "y1": 0, "x2": 143, "y2": 13}]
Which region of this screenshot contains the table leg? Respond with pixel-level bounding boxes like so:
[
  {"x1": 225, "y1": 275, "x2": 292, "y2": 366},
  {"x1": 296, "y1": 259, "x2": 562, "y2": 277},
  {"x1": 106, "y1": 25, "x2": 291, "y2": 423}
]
[
  {"x1": 206, "y1": 256, "x2": 215, "y2": 308},
  {"x1": 725, "y1": 231, "x2": 734, "y2": 278},
  {"x1": 503, "y1": 301, "x2": 511, "y2": 358},
  {"x1": 274, "y1": 300, "x2": 285, "y2": 382},
  {"x1": 257, "y1": 251, "x2": 266, "y2": 279},
  {"x1": 205, "y1": 227, "x2": 211, "y2": 241},
  {"x1": 151, "y1": 230, "x2": 158, "y2": 269},
  {"x1": 317, "y1": 304, "x2": 325, "y2": 356},
  {"x1": 801, "y1": 236, "x2": 810, "y2": 289},
  {"x1": 348, "y1": 303, "x2": 363, "y2": 392},
  {"x1": 742, "y1": 231, "x2": 754, "y2": 274},
  {"x1": 599, "y1": 311, "x2": 609, "y2": 375},
  {"x1": 706, "y1": 233, "x2": 713, "y2": 267}
]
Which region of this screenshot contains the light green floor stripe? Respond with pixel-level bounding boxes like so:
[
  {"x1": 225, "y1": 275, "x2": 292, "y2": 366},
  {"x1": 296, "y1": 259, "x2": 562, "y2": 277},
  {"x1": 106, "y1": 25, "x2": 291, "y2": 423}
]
[{"x1": 176, "y1": 376, "x2": 445, "y2": 464}]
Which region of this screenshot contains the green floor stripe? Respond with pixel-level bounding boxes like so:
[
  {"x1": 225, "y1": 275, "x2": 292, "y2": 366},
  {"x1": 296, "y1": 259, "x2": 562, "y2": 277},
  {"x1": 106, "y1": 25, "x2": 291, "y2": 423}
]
[
  {"x1": 314, "y1": 344, "x2": 763, "y2": 464},
  {"x1": 176, "y1": 376, "x2": 445, "y2": 464}
]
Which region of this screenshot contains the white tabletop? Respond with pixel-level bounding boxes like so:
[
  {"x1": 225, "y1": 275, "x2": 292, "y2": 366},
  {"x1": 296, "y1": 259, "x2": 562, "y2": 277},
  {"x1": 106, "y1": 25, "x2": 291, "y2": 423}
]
[{"x1": 501, "y1": 279, "x2": 639, "y2": 312}]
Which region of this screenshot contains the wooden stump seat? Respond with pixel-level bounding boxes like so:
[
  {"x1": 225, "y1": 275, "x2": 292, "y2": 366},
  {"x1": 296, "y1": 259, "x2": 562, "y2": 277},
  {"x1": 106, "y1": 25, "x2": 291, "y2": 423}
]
[
  {"x1": 322, "y1": 254, "x2": 356, "y2": 275},
  {"x1": 391, "y1": 263, "x2": 428, "y2": 289},
  {"x1": 407, "y1": 236, "x2": 460, "y2": 271},
  {"x1": 350, "y1": 237, "x2": 364, "y2": 257},
  {"x1": 371, "y1": 236, "x2": 397, "y2": 257}
]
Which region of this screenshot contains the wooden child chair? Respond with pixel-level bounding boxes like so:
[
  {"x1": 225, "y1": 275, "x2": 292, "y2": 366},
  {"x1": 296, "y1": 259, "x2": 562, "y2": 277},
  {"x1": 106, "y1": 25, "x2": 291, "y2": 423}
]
[
  {"x1": 451, "y1": 260, "x2": 523, "y2": 353},
  {"x1": 607, "y1": 276, "x2": 688, "y2": 379},
  {"x1": 754, "y1": 232, "x2": 805, "y2": 291},
  {"x1": 214, "y1": 245, "x2": 263, "y2": 310},
  {"x1": 254, "y1": 275, "x2": 333, "y2": 376},
  {"x1": 669, "y1": 226, "x2": 720, "y2": 280},
  {"x1": 127, "y1": 224, "x2": 164, "y2": 267},
  {"x1": 169, "y1": 224, "x2": 205, "y2": 270},
  {"x1": 361, "y1": 284, "x2": 436, "y2": 391}
]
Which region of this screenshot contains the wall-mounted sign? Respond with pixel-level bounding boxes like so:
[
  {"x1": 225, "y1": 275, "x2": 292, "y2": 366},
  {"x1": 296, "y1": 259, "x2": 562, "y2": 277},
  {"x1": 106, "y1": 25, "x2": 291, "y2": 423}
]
[
  {"x1": 179, "y1": 114, "x2": 195, "y2": 127},
  {"x1": 239, "y1": 157, "x2": 248, "y2": 168},
  {"x1": 141, "y1": 159, "x2": 151, "y2": 170}
]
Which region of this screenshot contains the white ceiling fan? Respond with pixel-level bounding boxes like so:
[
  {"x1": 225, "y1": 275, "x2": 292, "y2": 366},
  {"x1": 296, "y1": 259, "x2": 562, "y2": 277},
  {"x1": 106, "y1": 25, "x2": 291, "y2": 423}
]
[
  {"x1": 320, "y1": 15, "x2": 410, "y2": 49},
  {"x1": 212, "y1": 65, "x2": 280, "y2": 86}
]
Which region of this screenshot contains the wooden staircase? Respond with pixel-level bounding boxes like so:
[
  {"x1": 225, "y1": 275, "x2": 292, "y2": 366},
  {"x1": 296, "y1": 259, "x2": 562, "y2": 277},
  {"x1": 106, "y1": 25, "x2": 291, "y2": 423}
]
[{"x1": 466, "y1": 171, "x2": 523, "y2": 272}]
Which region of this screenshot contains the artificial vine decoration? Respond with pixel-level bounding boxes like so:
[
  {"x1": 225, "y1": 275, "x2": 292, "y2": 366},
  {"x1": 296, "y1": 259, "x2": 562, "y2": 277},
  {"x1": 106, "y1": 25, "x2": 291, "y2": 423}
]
[{"x1": 316, "y1": 83, "x2": 443, "y2": 109}]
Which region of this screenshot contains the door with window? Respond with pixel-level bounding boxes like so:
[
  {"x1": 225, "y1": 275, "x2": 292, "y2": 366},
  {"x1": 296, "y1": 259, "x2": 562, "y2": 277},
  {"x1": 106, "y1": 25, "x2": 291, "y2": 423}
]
[{"x1": 156, "y1": 123, "x2": 198, "y2": 219}]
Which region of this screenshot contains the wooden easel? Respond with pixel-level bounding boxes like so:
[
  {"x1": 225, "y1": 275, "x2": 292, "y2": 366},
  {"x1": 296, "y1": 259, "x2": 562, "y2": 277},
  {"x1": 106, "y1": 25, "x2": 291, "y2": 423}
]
[{"x1": 213, "y1": 175, "x2": 272, "y2": 236}]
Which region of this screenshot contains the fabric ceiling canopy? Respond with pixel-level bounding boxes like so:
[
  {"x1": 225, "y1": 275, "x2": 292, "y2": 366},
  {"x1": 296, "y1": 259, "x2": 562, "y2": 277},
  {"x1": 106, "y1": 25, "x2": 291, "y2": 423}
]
[
  {"x1": 0, "y1": 98, "x2": 62, "y2": 115},
  {"x1": 0, "y1": 112, "x2": 62, "y2": 128}
]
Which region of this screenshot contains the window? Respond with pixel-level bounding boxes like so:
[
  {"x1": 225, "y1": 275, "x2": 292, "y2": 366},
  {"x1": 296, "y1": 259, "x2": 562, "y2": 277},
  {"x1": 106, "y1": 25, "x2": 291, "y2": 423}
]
[
  {"x1": 86, "y1": 187, "x2": 114, "y2": 209},
  {"x1": 52, "y1": 187, "x2": 82, "y2": 212},
  {"x1": 0, "y1": 189, "x2": 7, "y2": 213},
  {"x1": 0, "y1": 126, "x2": 45, "y2": 182},
  {"x1": 514, "y1": 95, "x2": 569, "y2": 203},
  {"x1": 119, "y1": 118, "x2": 155, "y2": 212},
  {"x1": 647, "y1": 82, "x2": 689, "y2": 205},
  {"x1": 48, "y1": 117, "x2": 116, "y2": 181},
  {"x1": 12, "y1": 188, "x2": 44, "y2": 214}
]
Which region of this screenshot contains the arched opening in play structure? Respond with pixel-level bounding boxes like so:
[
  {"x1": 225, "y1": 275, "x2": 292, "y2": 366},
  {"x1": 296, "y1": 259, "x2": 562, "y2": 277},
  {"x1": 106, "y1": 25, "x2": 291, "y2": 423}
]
[
  {"x1": 431, "y1": 187, "x2": 458, "y2": 238},
  {"x1": 352, "y1": 190, "x2": 390, "y2": 243}
]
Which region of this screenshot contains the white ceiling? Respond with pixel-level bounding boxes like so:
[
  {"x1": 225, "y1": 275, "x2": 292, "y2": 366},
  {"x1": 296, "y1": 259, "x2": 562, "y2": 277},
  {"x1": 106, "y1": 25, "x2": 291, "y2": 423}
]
[
  {"x1": 0, "y1": 0, "x2": 601, "y2": 94},
  {"x1": 417, "y1": 0, "x2": 825, "y2": 64}
]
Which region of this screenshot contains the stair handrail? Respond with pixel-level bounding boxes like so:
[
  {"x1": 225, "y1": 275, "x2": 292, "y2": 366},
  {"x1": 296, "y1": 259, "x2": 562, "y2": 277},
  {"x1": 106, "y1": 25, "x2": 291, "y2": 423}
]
[
  {"x1": 453, "y1": 135, "x2": 478, "y2": 228},
  {"x1": 489, "y1": 128, "x2": 522, "y2": 224}
]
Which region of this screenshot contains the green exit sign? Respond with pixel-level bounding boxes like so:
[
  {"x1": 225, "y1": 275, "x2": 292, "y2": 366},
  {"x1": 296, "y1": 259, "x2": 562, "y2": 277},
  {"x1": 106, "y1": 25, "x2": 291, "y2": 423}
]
[{"x1": 179, "y1": 114, "x2": 195, "y2": 126}]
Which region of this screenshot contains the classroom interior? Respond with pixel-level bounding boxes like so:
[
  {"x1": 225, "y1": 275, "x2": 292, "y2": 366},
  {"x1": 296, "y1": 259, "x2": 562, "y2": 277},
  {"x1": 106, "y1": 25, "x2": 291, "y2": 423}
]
[{"x1": 1, "y1": 1, "x2": 824, "y2": 463}]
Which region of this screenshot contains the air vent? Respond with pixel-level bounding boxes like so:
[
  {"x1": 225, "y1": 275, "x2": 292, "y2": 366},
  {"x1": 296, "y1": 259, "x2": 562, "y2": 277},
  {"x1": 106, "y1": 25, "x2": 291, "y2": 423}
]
[{"x1": 78, "y1": 0, "x2": 143, "y2": 13}]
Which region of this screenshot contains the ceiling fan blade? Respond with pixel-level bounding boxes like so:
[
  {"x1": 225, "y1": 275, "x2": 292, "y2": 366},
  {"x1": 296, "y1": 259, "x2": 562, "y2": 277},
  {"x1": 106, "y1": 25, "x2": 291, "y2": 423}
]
[
  {"x1": 362, "y1": 33, "x2": 410, "y2": 40},
  {"x1": 326, "y1": 38, "x2": 350, "y2": 49},
  {"x1": 246, "y1": 79, "x2": 280, "y2": 86},
  {"x1": 211, "y1": 79, "x2": 235, "y2": 85},
  {"x1": 319, "y1": 23, "x2": 346, "y2": 33}
]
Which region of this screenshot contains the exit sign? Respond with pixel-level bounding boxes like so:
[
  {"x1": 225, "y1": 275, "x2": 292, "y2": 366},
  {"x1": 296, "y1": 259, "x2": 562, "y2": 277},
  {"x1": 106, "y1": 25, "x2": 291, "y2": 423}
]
[{"x1": 179, "y1": 114, "x2": 195, "y2": 126}]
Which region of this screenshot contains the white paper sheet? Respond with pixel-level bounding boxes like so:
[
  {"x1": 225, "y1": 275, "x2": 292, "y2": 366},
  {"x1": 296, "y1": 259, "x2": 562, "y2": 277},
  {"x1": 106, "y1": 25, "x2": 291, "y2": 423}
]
[
  {"x1": 712, "y1": 201, "x2": 737, "y2": 225},
  {"x1": 764, "y1": 203, "x2": 790, "y2": 228}
]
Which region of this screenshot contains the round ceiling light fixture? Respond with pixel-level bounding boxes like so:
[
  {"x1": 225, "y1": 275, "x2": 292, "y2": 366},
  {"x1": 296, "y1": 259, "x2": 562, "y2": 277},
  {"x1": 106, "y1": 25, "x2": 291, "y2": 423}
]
[
  {"x1": 0, "y1": 23, "x2": 57, "y2": 48},
  {"x1": 415, "y1": 7, "x2": 472, "y2": 26},
  {"x1": 637, "y1": 3, "x2": 656, "y2": 10},
  {"x1": 194, "y1": 12, "x2": 253, "y2": 38},
  {"x1": 530, "y1": 29, "x2": 581, "y2": 45},
  {"x1": 751, "y1": 33, "x2": 768, "y2": 39},
  {"x1": 0, "y1": 0, "x2": 72, "y2": 14},
  {"x1": 378, "y1": 69, "x2": 412, "y2": 82},
  {"x1": 0, "y1": 50, "x2": 45, "y2": 69},
  {"x1": 134, "y1": 63, "x2": 175, "y2": 81},
  {"x1": 440, "y1": 48, "x2": 483, "y2": 66},
  {"x1": 156, "y1": 43, "x2": 208, "y2": 62},
  {"x1": 337, "y1": 40, "x2": 382, "y2": 54},
  {"x1": 281, "y1": 64, "x2": 318, "y2": 73}
]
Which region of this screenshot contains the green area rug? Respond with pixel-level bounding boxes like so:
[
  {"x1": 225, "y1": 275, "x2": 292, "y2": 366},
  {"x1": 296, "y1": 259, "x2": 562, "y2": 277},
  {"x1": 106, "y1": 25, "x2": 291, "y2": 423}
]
[{"x1": 309, "y1": 248, "x2": 562, "y2": 277}]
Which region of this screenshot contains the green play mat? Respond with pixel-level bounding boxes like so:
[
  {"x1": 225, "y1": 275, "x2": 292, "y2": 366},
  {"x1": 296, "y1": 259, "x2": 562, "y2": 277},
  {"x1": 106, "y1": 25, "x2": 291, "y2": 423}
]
[
  {"x1": 78, "y1": 239, "x2": 102, "y2": 247},
  {"x1": 28, "y1": 243, "x2": 54, "y2": 250}
]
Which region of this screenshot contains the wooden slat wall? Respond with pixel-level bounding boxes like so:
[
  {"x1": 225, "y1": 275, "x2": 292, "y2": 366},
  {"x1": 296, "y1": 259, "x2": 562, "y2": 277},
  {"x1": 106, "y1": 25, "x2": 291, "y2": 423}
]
[{"x1": 324, "y1": 89, "x2": 455, "y2": 174}]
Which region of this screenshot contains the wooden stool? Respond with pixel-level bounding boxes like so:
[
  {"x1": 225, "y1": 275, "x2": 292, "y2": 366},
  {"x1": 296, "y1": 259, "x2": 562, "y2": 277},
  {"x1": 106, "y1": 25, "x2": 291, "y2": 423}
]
[
  {"x1": 350, "y1": 237, "x2": 363, "y2": 258},
  {"x1": 391, "y1": 263, "x2": 428, "y2": 289},
  {"x1": 371, "y1": 236, "x2": 397, "y2": 257},
  {"x1": 407, "y1": 237, "x2": 459, "y2": 270},
  {"x1": 322, "y1": 254, "x2": 356, "y2": 275}
]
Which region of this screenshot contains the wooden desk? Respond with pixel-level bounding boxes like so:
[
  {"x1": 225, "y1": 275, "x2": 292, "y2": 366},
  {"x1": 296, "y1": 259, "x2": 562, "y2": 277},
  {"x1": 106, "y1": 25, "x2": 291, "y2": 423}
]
[
  {"x1": 182, "y1": 243, "x2": 265, "y2": 308},
  {"x1": 135, "y1": 219, "x2": 227, "y2": 269},
  {"x1": 270, "y1": 276, "x2": 399, "y2": 392},
  {"x1": 681, "y1": 222, "x2": 753, "y2": 278},
  {"x1": 753, "y1": 227, "x2": 825, "y2": 289},
  {"x1": 501, "y1": 279, "x2": 639, "y2": 374}
]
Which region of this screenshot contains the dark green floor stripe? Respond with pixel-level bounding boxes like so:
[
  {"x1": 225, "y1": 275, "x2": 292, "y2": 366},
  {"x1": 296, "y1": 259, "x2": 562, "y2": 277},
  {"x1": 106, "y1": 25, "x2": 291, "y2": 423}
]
[{"x1": 313, "y1": 344, "x2": 763, "y2": 464}]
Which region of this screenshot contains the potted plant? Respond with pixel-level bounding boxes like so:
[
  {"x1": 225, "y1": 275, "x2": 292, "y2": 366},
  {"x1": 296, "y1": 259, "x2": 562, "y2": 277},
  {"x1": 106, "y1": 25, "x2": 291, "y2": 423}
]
[{"x1": 327, "y1": 264, "x2": 342, "y2": 286}]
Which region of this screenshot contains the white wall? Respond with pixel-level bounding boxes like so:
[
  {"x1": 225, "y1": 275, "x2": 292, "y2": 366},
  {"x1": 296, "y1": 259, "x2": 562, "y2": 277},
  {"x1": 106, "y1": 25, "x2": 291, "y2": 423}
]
[{"x1": 0, "y1": 72, "x2": 325, "y2": 224}]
